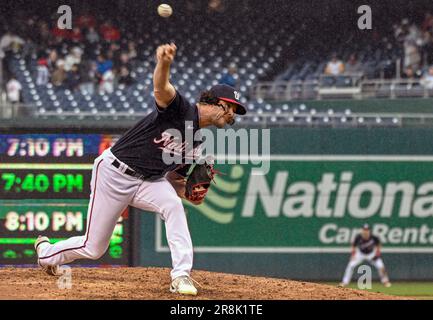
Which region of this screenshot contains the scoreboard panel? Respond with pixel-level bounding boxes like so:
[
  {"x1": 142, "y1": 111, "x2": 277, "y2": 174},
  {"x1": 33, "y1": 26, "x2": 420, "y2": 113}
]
[
  {"x1": 0, "y1": 168, "x2": 90, "y2": 199},
  {"x1": 0, "y1": 134, "x2": 127, "y2": 265}
]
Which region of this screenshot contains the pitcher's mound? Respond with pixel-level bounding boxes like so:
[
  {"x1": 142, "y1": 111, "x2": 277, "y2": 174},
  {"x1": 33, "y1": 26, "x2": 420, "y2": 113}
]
[{"x1": 0, "y1": 267, "x2": 403, "y2": 300}]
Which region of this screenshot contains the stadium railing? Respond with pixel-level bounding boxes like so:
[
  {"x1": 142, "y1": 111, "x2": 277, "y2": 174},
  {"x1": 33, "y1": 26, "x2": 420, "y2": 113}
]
[
  {"x1": 251, "y1": 77, "x2": 433, "y2": 101},
  {"x1": 27, "y1": 110, "x2": 433, "y2": 128}
]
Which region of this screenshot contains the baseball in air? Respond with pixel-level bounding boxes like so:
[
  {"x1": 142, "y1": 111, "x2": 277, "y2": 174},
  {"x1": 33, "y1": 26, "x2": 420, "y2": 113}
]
[{"x1": 158, "y1": 4, "x2": 173, "y2": 18}]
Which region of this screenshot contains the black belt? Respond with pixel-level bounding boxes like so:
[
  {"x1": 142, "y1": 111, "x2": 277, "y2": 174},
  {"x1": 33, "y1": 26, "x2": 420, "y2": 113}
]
[{"x1": 111, "y1": 159, "x2": 148, "y2": 180}]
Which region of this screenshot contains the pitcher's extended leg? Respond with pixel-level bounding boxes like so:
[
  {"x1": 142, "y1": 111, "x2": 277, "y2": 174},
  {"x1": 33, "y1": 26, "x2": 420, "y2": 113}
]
[
  {"x1": 131, "y1": 178, "x2": 193, "y2": 280},
  {"x1": 38, "y1": 153, "x2": 140, "y2": 266}
]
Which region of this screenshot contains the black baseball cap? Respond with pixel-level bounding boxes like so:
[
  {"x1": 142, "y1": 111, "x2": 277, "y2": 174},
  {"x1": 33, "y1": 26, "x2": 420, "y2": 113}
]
[{"x1": 209, "y1": 84, "x2": 247, "y2": 115}]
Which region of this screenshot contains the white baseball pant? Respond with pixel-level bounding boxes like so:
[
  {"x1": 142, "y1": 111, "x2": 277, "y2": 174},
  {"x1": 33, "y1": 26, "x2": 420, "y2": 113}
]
[
  {"x1": 37, "y1": 148, "x2": 193, "y2": 280},
  {"x1": 341, "y1": 249, "x2": 389, "y2": 285}
]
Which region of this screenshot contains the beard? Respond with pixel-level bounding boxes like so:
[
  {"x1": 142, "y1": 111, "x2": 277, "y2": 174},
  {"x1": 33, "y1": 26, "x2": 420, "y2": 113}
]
[
  {"x1": 215, "y1": 116, "x2": 234, "y2": 127},
  {"x1": 211, "y1": 107, "x2": 235, "y2": 127},
  {"x1": 215, "y1": 120, "x2": 226, "y2": 128}
]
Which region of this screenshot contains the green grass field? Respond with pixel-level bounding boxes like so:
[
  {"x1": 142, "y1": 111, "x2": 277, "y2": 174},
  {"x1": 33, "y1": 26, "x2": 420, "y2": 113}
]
[{"x1": 325, "y1": 282, "x2": 433, "y2": 299}]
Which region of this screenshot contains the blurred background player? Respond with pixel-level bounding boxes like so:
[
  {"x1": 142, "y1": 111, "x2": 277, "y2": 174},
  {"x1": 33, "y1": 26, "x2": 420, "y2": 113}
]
[{"x1": 339, "y1": 224, "x2": 391, "y2": 288}]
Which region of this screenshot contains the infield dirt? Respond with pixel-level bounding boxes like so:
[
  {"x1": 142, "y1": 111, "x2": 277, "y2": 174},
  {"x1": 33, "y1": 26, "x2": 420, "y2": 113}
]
[{"x1": 0, "y1": 267, "x2": 407, "y2": 300}]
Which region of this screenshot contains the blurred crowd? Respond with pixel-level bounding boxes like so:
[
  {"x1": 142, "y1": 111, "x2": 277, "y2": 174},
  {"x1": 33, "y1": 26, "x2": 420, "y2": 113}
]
[
  {"x1": 2, "y1": 2, "x2": 433, "y2": 104},
  {"x1": 320, "y1": 12, "x2": 433, "y2": 88},
  {"x1": 324, "y1": 53, "x2": 363, "y2": 76},
  {"x1": 394, "y1": 12, "x2": 433, "y2": 86},
  {"x1": 321, "y1": 53, "x2": 364, "y2": 87},
  {"x1": 0, "y1": 11, "x2": 138, "y2": 97}
]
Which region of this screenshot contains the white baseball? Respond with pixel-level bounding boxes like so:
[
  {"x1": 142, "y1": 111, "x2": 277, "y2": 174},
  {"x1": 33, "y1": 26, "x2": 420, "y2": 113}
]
[{"x1": 158, "y1": 4, "x2": 173, "y2": 18}]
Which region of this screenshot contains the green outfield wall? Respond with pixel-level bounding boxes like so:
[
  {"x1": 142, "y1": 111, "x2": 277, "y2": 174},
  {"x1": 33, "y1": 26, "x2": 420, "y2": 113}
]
[{"x1": 134, "y1": 127, "x2": 433, "y2": 280}]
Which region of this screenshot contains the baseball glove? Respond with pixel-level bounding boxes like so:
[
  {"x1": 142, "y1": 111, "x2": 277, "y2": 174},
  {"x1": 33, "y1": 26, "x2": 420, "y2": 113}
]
[{"x1": 184, "y1": 161, "x2": 217, "y2": 204}]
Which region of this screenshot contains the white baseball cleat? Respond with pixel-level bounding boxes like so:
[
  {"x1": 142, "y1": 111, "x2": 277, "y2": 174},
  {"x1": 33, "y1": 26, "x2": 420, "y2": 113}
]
[
  {"x1": 170, "y1": 276, "x2": 198, "y2": 296},
  {"x1": 338, "y1": 282, "x2": 347, "y2": 288},
  {"x1": 383, "y1": 282, "x2": 392, "y2": 288},
  {"x1": 34, "y1": 236, "x2": 61, "y2": 276}
]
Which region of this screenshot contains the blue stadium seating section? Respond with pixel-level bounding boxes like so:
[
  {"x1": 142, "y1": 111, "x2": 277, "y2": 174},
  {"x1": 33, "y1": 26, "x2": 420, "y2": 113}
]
[{"x1": 5, "y1": 8, "x2": 410, "y2": 127}]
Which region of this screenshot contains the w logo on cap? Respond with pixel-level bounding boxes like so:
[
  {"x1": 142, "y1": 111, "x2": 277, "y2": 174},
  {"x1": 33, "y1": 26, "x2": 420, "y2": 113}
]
[{"x1": 234, "y1": 91, "x2": 240, "y2": 100}]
